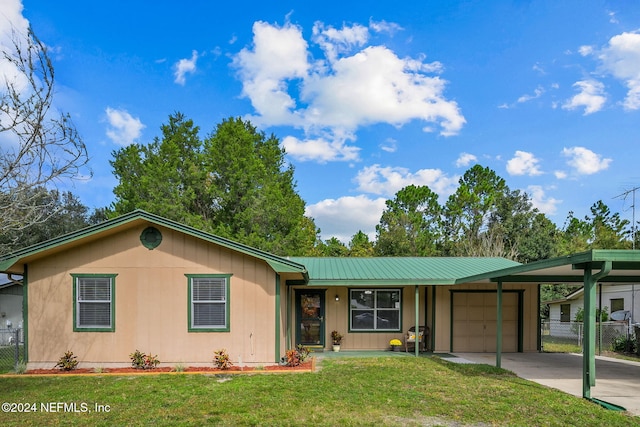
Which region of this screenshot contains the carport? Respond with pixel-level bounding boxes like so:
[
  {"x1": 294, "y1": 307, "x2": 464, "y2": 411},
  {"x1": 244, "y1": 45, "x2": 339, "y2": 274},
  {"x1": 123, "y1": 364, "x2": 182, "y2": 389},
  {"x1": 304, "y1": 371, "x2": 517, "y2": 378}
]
[{"x1": 457, "y1": 250, "x2": 640, "y2": 406}]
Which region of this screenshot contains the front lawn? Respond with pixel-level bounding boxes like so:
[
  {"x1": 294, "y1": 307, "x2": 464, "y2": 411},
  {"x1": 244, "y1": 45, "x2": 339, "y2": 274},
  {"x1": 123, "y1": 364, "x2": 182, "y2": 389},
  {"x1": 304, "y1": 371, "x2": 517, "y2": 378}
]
[{"x1": 0, "y1": 356, "x2": 637, "y2": 426}]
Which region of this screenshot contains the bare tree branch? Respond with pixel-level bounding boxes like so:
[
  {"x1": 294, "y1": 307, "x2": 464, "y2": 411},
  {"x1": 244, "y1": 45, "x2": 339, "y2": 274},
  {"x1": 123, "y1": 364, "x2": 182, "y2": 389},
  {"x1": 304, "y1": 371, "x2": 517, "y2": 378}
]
[{"x1": 0, "y1": 26, "x2": 90, "y2": 250}]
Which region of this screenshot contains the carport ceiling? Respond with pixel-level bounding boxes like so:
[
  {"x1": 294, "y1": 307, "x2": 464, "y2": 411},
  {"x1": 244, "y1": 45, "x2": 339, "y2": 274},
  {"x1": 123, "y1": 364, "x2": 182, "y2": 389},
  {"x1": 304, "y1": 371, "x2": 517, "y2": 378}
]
[{"x1": 456, "y1": 250, "x2": 640, "y2": 284}]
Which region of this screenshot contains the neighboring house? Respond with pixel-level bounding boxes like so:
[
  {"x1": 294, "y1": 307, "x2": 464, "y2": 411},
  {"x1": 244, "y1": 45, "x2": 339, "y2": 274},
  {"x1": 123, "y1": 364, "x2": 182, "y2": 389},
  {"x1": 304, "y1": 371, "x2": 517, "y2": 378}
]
[
  {"x1": 0, "y1": 210, "x2": 542, "y2": 369},
  {"x1": 547, "y1": 284, "x2": 640, "y2": 325},
  {"x1": 0, "y1": 276, "x2": 23, "y2": 345}
]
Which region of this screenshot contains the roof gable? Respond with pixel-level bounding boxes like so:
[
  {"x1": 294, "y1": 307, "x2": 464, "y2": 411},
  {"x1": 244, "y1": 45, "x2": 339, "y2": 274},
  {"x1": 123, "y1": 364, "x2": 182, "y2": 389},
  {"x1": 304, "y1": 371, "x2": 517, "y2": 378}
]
[{"x1": 0, "y1": 210, "x2": 308, "y2": 277}]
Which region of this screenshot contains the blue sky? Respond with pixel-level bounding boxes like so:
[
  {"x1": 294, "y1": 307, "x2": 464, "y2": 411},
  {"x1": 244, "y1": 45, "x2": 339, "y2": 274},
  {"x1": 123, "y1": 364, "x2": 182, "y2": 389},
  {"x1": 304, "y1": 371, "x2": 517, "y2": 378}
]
[{"x1": 3, "y1": 0, "x2": 640, "y2": 243}]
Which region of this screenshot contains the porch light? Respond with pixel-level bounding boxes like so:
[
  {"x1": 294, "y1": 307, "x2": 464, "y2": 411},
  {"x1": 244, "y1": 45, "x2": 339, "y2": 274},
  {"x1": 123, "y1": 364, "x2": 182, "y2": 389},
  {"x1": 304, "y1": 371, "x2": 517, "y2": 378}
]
[{"x1": 335, "y1": 294, "x2": 340, "y2": 301}]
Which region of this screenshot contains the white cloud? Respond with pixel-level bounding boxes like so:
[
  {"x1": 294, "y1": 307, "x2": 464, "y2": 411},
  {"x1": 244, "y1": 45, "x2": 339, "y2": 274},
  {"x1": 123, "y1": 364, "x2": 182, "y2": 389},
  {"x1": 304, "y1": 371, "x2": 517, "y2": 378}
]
[
  {"x1": 173, "y1": 50, "x2": 198, "y2": 85},
  {"x1": 233, "y1": 19, "x2": 465, "y2": 163},
  {"x1": 282, "y1": 133, "x2": 360, "y2": 162},
  {"x1": 578, "y1": 45, "x2": 594, "y2": 56},
  {"x1": 306, "y1": 195, "x2": 386, "y2": 243},
  {"x1": 354, "y1": 164, "x2": 459, "y2": 197},
  {"x1": 380, "y1": 138, "x2": 397, "y2": 153},
  {"x1": 517, "y1": 86, "x2": 544, "y2": 103},
  {"x1": 554, "y1": 170, "x2": 568, "y2": 179},
  {"x1": 527, "y1": 185, "x2": 560, "y2": 215},
  {"x1": 369, "y1": 19, "x2": 404, "y2": 35},
  {"x1": 456, "y1": 152, "x2": 477, "y2": 167},
  {"x1": 562, "y1": 80, "x2": 606, "y2": 114},
  {"x1": 0, "y1": 0, "x2": 31, "y2": 94},
  {"x1": 312, "y1": 22, "x2": 369, "y2": 63},
  {"x1": 596, "y1": 31, "x2": 640, "y2": 110},
  {"x1": 506, "y1": 151, "x2": 543, "y2": 176},
  {"x1": 561, "y1": 146, "x2": 611, "y2": 175},
  {"x1": 105, "y1": 107, "x2": 145, "y2": 146}
]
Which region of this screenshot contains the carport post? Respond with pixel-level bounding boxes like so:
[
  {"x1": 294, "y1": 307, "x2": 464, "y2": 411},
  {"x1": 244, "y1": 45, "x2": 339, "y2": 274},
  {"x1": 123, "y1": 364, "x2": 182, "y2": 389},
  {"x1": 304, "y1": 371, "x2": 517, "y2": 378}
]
[
  {"x1": 582, "y1": 261, "x2": 611, "y2": 399},
  {"x1": 496, "y1": 281, "x2": 503, "y2": 369},
  {"x1": 415, "y1": 285, "x2": 419, "y2": 357}
]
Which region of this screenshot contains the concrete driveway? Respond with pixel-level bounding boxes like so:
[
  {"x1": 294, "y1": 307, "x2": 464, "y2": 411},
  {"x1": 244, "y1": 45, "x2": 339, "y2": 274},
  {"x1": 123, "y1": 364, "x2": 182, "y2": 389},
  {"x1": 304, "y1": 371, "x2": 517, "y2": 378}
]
[{"x1": 449, "y1": 352, "x2": 640, "y2": 417}]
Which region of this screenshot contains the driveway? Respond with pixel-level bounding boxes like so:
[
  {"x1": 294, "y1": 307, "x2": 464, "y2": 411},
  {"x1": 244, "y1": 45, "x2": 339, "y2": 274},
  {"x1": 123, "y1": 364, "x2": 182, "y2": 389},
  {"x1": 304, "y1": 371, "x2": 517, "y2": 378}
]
[{"x1": 449, "y1": 352, "x2": 640, "y2": 417}]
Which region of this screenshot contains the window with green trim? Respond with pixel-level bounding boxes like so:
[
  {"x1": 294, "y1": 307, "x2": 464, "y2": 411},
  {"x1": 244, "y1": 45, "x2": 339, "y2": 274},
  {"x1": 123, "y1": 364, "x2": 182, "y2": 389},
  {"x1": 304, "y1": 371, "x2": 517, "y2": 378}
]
[
  {"x1": 73, "y1": 275, "x2": 116, "y2": 332},
  {"x1": 349, "y1": 289, "x2": 401, "y2": 331},
  {"x1": 187, "y1": 275, "x2": 230, "y2": 331}
]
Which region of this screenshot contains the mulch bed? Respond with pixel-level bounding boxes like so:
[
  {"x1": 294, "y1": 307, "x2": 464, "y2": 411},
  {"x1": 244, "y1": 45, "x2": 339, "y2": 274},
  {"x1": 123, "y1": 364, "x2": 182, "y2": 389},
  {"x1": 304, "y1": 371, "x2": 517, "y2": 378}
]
[{"x1": 23, "y1": 360, "x2": 314, "y2": 375}]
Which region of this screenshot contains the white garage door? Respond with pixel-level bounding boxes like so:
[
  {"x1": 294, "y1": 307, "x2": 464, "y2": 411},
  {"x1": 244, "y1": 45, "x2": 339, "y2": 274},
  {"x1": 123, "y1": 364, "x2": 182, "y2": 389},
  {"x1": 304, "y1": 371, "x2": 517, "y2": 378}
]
[{"x1": 452, "y1": 292, "x2": 518, "y2": 352}]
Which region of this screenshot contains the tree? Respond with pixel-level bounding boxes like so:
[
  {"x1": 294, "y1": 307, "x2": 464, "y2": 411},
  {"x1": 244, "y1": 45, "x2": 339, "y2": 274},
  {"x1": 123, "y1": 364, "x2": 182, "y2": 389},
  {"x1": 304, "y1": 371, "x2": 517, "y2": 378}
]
[
  {"x1": 203, "y1": 118, "x2": 314, "y2": 255},
  {"x1": 0, "y1": 189, "x2": 95, "y2": 253},
  {"x1": 348, "y1": 231, "x2": 374, "y2": 257},
  {"x1": 443, "y1": 165, "x2": 508, "y2": 256},
  {"x1": 586, "y1": 200, "x2": 630, "y2": 249},
  {"x1": 375, "y1": 185, "x2": 443, "y2": 256},
  {"x1": 1, "y1": 27, "x2": 90, "y2": 253},
  {"x1": 111, "y1": 115, "x2": 317, "y2": 255},
  {"x1": 111, "y1": 113, "x2": 207, "y2": 228}
]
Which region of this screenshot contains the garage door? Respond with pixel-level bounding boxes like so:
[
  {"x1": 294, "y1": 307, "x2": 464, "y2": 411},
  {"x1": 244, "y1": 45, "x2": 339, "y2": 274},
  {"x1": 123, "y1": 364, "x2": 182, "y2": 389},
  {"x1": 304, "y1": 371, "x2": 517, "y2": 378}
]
[{"x1": 452, "y1": 292, "x2": 518, "y2": 352}]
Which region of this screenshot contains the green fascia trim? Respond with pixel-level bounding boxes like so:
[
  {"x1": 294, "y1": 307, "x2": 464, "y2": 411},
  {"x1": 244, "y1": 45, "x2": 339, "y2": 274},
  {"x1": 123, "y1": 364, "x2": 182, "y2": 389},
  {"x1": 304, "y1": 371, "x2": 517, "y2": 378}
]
[
  {"x1": 455, "y1": 249, "x2": 640, "y2": 284},
  {"x1": 307, "y1": 279, "x2": 458, "y2": 286},
  {"x1": 0, "y1": 210, "x2": 308, "y2": 279}
]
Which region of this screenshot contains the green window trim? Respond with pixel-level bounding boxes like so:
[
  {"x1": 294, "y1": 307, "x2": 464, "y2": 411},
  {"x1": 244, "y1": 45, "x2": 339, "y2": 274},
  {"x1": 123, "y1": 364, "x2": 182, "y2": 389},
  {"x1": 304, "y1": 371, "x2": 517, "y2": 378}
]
[
  {"x1": 349, "y1": 288, "x2": 402, "y2": 332},
  {"x1": 186, "y1": 274, "x2": 231, "y2": 332},
  {"x1": 72, "y1": 274, "x2": 117, "y2": 332}
]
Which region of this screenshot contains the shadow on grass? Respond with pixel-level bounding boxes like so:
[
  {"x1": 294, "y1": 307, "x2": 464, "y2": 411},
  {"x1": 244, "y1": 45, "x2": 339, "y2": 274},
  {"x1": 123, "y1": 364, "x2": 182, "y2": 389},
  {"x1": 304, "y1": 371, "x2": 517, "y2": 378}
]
[{"x1": 428, "y1": 355, "x2": 518, "y2": 378}]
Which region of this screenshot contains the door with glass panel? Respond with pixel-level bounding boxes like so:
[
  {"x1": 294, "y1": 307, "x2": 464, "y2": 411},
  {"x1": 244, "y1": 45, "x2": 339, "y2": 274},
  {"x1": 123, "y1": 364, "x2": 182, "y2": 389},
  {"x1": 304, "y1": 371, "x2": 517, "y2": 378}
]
[{"x1": 295, "y1": 290, "x2": 325, "y2": 347}]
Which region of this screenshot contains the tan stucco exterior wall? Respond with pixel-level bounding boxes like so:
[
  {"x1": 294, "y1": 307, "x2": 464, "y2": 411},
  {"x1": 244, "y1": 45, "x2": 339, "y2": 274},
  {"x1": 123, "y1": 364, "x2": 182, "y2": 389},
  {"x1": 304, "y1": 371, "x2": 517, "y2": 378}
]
[{"x1": 26, "y1": 224, "x2": 285, "y2": 368}]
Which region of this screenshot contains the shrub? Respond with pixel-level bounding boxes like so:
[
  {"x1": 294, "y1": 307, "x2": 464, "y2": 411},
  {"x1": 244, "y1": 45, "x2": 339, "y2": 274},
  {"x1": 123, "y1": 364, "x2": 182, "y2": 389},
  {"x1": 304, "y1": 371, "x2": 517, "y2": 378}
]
[
  {"x1": 611, "y1": 335, "x2": 637, "y2": 353},
  {"x1": 213, "y1": 349, "x2": 233, "y2": 370},
  {"x1": 296, "y1": 344, "x2": 311, "y2": 362},
  {"x1": 129, "y1": 350, "x2": 160, "y2": 370},
  {"x1": 14, "y1": 360, "x2": 27, "y2": 374},
  {"x1": 55, "y1": 350, "x2": 79, "y2": 371},
  {"x1": 284, "y1": 345, "x2": 311, "y2": 367},
  {"x1": 285, "y1": 348, "x2": 301, "y2": 367}
]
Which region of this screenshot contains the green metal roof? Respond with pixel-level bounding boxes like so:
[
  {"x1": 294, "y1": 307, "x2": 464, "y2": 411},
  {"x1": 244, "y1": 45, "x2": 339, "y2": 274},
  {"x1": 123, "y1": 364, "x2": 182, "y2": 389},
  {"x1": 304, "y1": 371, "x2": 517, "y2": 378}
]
[
  {"x1": 0, "y1": 210, "x2": 308, "y2": 277},
  {"x1": 455, "y1": 249, "x2": 640, "y2": 284},
  {"x1": 288, "y1": 257, "x2": 521, "y2": 286}
]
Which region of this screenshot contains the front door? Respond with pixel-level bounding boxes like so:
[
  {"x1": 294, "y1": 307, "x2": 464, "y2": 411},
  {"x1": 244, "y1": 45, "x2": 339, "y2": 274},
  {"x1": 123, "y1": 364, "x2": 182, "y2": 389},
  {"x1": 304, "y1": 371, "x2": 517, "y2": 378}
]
[{"x1": 295, "y1": 290, "x2": 325, "y2": 348}]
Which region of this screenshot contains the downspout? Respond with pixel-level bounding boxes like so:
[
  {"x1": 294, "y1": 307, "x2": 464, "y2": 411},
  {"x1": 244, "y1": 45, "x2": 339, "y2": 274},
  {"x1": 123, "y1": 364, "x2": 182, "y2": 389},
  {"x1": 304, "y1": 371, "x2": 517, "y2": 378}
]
[
  {"x1": 496, "y1": 281, "x2": 503, "y2": 369},
  {"x1": 583, "y1": 261, "x2": 611, "y2": 400}
]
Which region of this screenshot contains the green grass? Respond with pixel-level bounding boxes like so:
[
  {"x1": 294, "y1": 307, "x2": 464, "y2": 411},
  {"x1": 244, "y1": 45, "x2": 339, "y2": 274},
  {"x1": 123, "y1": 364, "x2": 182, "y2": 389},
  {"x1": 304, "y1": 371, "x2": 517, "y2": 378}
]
[
  {"x1": 0, "y1": 356, "x2": 638, "y2": 426},
  {"x1": 0, "y1": 345, "x2": 24, "y2": 373},
  {"x1": 542, "y1": 336, "x2": 582, "y2": 354}
]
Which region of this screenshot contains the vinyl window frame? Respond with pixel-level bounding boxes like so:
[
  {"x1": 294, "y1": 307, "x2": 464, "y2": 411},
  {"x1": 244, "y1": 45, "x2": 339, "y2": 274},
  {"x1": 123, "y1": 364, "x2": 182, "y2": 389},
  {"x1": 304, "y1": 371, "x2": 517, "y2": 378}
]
[
  {"x1": 187, "y1": 274, "x2": 231, "y2": 332},
  {"x1": 72, "y1": 274, "x2": 117, "y2": 332},
  {"x1": 349, "y1": 288, "x2": 402, "y2": 332}
]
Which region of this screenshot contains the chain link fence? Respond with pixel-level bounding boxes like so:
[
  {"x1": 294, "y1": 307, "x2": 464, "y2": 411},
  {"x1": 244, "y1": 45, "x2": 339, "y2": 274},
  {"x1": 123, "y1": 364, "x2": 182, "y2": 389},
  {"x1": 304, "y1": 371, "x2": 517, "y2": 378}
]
[
  {"x1": 541, "y1": 320, "x2": 633, "y2": 354},
  {"x1": 0, "y1": 328, "x2": 24, "y2": 372}
]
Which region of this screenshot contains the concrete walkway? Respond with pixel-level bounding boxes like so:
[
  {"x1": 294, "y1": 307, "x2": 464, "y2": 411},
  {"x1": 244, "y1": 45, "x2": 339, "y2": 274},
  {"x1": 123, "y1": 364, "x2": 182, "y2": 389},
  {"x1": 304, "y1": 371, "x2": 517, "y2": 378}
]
[{"x1": 449, "y1": 352, "x2": 640, "y2": 417}]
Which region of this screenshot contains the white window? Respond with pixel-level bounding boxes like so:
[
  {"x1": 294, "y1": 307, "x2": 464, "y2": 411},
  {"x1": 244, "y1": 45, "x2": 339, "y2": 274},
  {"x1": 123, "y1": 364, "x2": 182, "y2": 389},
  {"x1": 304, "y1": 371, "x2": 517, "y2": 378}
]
[
  {"x1": 188, "y1": 275, "x2": 230, "y2": 331},
  {"x1": 350, "y1": 289, "x2": 401, "y2": 331},
  {"x1": 73, "y1": 275, "x2": 116, "y2": 331}
]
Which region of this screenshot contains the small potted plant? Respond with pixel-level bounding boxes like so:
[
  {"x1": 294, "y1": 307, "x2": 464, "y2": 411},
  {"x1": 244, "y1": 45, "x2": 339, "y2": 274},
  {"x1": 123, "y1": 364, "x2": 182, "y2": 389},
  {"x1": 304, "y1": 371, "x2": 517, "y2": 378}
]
[
  {"x1": 389, "y1": 339, "x2": 402, "y2": 352},
  {"x1": 331, "y1": 330, "x2": 343, "y2": 352}
]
